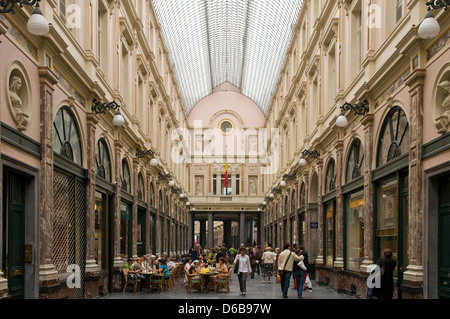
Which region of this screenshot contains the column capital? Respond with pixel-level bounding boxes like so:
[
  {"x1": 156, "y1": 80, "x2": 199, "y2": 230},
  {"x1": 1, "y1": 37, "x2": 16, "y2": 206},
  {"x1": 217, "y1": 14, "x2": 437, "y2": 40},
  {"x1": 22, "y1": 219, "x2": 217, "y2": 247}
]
[{"x1": 38, "y1": 66, "x2": 58, "y2": 87}]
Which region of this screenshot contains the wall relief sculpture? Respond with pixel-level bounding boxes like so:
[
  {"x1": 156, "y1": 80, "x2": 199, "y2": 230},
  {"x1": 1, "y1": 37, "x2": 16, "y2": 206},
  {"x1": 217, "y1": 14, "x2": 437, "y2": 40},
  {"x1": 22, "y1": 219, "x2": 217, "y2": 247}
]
[
  {"x1": 7, "y1": 62, "x2": 31, "y2": 131},
  {"x1": 435, "y1": 79, "x2": 450, "y2": 134}
]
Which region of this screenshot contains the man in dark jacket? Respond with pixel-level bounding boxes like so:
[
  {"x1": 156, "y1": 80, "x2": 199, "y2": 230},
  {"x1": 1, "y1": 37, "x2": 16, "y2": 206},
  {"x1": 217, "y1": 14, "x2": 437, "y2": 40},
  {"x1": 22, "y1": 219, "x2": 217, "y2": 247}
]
[{"x1": 374, "y1": 248, "x2": 397, "y2": 299}]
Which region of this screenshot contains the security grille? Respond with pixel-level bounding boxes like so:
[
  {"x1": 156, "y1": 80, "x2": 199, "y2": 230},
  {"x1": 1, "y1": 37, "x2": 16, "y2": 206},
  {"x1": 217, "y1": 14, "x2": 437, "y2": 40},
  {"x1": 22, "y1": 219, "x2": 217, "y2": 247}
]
[{"x1": 53, "y1": 168, "x2": 87, "y2": 299}]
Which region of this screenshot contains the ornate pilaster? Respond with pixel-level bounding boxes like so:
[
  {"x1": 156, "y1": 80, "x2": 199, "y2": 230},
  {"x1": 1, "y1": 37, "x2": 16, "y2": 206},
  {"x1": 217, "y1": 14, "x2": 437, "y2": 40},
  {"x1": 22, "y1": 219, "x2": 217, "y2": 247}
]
[
  {"x1": 38, "y1": 67, "x2": 59, "y2": 285},
  {"x1": 360, "y1": 114, "x2": 375, "y2": 273},
  {"x1": 113, "y1": 140, "x2": 124, "y2": 270},
  {"x1": 145, "y1": 171, "x2": 152, "y2": 256},
  {"x1": 403, "y1": 69, "x2": 426, "y2": 287},
  {"x1": 85, "y1": 113, "x2": 100, "y2": 274},
  {"x1": 316, "y1": 159, "x2": 324, "y2": 265},
  {"x1": 132, "y1": 158, "x2": 139, "y2": 260},
  {"x1": 334, "y1": 140, "x2": 344, "y2": 269}
]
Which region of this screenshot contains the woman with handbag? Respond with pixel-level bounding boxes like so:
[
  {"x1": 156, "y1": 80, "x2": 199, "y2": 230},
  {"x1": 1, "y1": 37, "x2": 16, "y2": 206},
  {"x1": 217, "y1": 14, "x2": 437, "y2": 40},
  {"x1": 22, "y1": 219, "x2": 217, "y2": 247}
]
[
  {"x1": 293, "y1": 248, "x2": 307, "y2": 298},
  {"x1": 234, "y1": 247, "x2": 252, "y2": 295},
  {"x1": 261, "y1": 247, "x2": 275, "y2": 284}
]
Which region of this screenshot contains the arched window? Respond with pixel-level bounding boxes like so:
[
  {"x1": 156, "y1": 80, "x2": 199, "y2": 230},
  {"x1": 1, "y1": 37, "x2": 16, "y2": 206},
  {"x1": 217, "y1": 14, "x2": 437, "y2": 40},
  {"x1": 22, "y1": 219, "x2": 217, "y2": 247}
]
[
  {"x1": 121, "y1": 159, "x2": 131, "y2": 193},
  {"x1": 159, "y1": 190, "x2": 163, "y2": 211},
  {"x1": 291, "y1": 190, "x2": 296, "y2": 213},
  {"x1": 165, "y1": 196, "x2": 169, "y2": 214},
  {"x1": 137, "y1": 173, "x2": 145, "y2": 201},
  {"x1": 53, "y1": 107, "x2": 82, "y2": 165},
  {"x1": 150, "y1": 183, "x2": 155, "y2": 207},
  {"x1": 346, "y1": 139, "x2": 364, "y2": 183},
  {"x1": 95, "y1": 138, "x2": 111, "y2": 182},
  {"x1": 299, "y1": 182, "x2": 306, "y2": 208},
  {"x1": 377, "y1": 106, "x2": 409, "y2": 167},
  {"x1": 284, "y1": 195, "x2": 289, "y2": 216},
  {"x1": 325, "y1": 158, "x2": 336, "y2": 193}
]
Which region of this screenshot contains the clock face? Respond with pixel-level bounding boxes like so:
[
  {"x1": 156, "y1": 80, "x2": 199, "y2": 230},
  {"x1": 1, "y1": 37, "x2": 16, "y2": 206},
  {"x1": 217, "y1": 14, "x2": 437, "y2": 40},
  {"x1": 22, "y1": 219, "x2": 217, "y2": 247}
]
[{"x1": 219, "y1": 120, "x2": 234, "y2": 135}]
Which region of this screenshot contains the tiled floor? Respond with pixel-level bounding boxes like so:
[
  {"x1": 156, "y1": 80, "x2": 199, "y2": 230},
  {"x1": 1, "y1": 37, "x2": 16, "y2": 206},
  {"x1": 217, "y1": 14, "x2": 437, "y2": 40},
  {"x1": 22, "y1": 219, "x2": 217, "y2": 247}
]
[{"x1": 101, "y1": 272, "x2": 358, "y2": 300}]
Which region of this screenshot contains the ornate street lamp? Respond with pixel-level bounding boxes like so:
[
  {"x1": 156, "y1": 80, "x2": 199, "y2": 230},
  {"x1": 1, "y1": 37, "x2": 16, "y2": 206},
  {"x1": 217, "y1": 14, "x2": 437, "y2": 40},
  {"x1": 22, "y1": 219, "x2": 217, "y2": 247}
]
[
  {"x1": 136, "y1": 148, "x2": 158, "y2": 166},
  {"x1": 299, "y1": 149, "x2": 320, "y2": 167},
  {"x1": 92, "y1": 99, "x2": 125, "y2": 127},
  {"x1": 418, "y1": 1, "x2": 449, "y2": 39},
  {"x1": 280, "y1": 173, "x2": 296, "y2": 187},
  {"x1": 336, "y1": 100, "x2": 369, "y2": 128},
  {"x1": 1, "y1": 0, "x2": 49, "y2": 36}
]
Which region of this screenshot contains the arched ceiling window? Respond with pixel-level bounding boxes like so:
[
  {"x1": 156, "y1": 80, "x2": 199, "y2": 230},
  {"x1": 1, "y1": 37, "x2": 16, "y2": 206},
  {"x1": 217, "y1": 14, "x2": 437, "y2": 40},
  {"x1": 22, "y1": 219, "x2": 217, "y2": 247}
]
[
  {"x1": 325, "y1": 158, "x2": 336, "y2": 194},
  {"x1": 95, "y1": 138, "x2": 111, "y2": 182},
  {"x1": 121, "y1": 159, "x2": 131, "y2": 193},
  {"x1": 346, "y1": 139, "x2": 364, "y2": 183},
  {"x1": 152, "y1": 0, "x2": 304, "y2": 116},
  {"x1": 377, "y1": 107, "x2": 409, "y2": 167},
  {"x1": 53, "y1": 107, "x2": 82, "y2": 165}
]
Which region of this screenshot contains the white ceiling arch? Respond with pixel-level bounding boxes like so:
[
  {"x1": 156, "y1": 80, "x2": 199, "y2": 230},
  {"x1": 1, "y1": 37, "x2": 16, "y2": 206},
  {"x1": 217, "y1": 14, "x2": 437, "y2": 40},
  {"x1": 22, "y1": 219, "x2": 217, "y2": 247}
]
[{"x1": 152, "y1": 0, "x2": 304, "y2": 117}]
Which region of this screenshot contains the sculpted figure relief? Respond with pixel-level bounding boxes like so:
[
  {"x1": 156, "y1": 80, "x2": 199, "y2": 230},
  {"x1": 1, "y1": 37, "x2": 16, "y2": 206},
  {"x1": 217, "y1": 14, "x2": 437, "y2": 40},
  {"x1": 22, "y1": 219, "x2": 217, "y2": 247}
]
[
  {"x1": 9, "y1": 75, "x2": 29, "y2": 130},
  {"x1": 435, "y1": 80, "x2": 450, "y2": 134}
]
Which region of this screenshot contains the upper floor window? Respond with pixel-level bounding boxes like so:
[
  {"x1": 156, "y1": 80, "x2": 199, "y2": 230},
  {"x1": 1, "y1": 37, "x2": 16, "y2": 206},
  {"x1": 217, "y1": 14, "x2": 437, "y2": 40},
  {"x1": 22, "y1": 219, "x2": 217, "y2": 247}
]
[
  {"x1": 121, "y1": 159, "x2": 131, "y2": 193},
  {"x1": 137, "y1": 173, "x2": 145, "y2": 201},
  {"x1": 346, "y1": 139, "x2": 364, "y2": 183},
  {"x1": 53, "y1": 107, "x2": 83, "y2": 166},
  {"x1": 96, "y1": 138, "x2": 111, "y2": 182},
  {"x1": 325, "y1": 158, "x2": 336, "y2": 194},
  {"x1": 377, "y1": 107, "x2": 409, "y2": 167}
]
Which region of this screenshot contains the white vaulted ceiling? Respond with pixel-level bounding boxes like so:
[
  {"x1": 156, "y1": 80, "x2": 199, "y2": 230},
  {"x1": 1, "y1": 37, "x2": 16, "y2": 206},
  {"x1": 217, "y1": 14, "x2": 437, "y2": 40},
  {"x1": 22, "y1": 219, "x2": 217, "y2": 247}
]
[{"x1": 152, "y1": 0, "x2": 304, "y2": 116}]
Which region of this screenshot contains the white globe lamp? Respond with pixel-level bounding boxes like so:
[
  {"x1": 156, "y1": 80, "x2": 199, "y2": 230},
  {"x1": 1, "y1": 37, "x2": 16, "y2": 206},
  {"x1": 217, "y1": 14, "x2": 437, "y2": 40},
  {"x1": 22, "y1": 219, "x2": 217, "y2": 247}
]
[
  {"x1": 418, "y1": 10, "x2": 440, "y2": 39},
  {"x1": 27, "y1": 4, "x2": 49, "y2": 36}
]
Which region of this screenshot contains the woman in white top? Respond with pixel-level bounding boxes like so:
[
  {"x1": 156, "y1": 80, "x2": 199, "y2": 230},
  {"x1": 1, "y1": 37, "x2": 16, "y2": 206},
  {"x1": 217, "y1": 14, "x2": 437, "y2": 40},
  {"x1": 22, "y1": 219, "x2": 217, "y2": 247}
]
[
  {"x1": 262, "y1": 247, "x2": 275, "y2": 284},
  {"x1": 233, "y1": 247, "x2": 252, "y2": 295}
]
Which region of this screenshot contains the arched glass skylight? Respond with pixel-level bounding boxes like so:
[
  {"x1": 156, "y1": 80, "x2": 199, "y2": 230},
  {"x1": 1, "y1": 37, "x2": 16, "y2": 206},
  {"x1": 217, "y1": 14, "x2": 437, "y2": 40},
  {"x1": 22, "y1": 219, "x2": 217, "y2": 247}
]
[{"x1": 152, "y1": 0, "x2": 304, "y2": 116}]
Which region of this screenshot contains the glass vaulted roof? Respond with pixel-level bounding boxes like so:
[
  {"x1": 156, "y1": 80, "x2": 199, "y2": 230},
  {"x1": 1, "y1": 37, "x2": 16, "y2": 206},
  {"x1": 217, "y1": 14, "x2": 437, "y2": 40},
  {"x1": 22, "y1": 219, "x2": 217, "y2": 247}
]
[{"x1": 152, "y1": 0, "x2": 304, "y2": 116}]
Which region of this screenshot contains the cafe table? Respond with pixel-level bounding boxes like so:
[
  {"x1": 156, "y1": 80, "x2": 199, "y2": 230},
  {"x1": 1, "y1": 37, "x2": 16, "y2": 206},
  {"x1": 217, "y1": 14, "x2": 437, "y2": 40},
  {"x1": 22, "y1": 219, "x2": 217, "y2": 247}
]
[{"x1": 199, "y1": 270, "x2": 219, "y2": 293}]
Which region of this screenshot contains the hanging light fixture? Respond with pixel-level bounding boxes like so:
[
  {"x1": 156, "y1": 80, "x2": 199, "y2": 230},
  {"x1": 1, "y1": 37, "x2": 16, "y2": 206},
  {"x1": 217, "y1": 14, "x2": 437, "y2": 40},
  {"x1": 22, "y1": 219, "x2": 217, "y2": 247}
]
[
  {"x1": 336, "y1": 101, "x2": 369, "y2": 128},
  {"x1": 1, "y1": 1, "x2": 49, "y2": 36},
  {"x1": 418, "y1": 1, "x2": 449, "y2": 40},
  {"x1": 93, "y1": 99, "x2": 125, "y2": 127}
]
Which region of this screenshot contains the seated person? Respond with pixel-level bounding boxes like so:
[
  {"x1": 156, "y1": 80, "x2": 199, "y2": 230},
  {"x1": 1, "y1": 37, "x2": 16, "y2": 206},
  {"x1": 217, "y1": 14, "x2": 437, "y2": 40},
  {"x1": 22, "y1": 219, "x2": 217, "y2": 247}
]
[
  {"x1": 158, "y1": 259, "x2": 171, "y2": 279},
  {"x1": 200, "y1": 254, "x2": 208, "y2": 265},
  {"x1": 123, "y1": 258, "x2": 145, "y2": 283},
  {"x1": 167, "y1": 257, "x2": 176, "y2": 269},
  {"x1": 189, "y1": 260, "x2": 201, "y2": 280},
  {"x1": 141, "y1": 256, "x2": 150, "y2": 271}
]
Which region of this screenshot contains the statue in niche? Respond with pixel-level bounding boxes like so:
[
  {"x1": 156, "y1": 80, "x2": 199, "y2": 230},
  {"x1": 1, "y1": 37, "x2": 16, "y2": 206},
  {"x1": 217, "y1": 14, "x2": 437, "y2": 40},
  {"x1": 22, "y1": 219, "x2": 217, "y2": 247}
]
[
  {"x1": 195, "y1": 135, "x2": 203, "y2": 153},
  {"x1": 250, "y1": 177, "x2": 257, "y2": 196},
  {"x1": 249, "y1": 136, "x2": 257, "y2": 153},
  {"x1": 9, "y1": 75, "x2": 29, "y2": 130},
  {"x1": 195, "y1": 177, "x2": 202, "y2": 195},
  {"x1": 435, "y1": 80, "x2": 450, "y2": 134}
]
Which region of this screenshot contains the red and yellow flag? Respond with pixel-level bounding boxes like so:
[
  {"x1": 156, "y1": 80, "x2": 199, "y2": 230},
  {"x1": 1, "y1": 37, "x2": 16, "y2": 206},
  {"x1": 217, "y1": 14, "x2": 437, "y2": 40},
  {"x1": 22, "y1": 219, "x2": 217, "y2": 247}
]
[{"x1": 224, "y1": 161, "x2": 228, "y2": 193}]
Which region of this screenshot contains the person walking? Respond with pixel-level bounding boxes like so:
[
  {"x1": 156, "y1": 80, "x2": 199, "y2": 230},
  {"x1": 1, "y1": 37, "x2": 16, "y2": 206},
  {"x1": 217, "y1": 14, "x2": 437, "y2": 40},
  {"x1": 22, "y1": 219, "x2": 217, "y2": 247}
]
[
  {"x1": 293, "y1": 248, "x2": 307, "y2": 298},
  {"x1": 277, "y1": 243, "x2": 303, "y2": 298},
  {"x1": 299, "y1": 245, "x2": 312, "y2": 292},
  {"x1": 247, "y1": 246, "x2": 256, "y2": 279},
  {"x1": 261, "y1": 247, "x2": 275, "y2": 283},
  {"x1": 254, "y1": 245, "x2": 263, "y2": 276},
  {"x1": 228, "y1": 246, "x2": 236, "y2": 260},
  {"x1": 374, "y1": 248, "x2": 397, "y2": 299},
  {"x1": 234, "y1": 247, "x2": 252, "y2": 296}
]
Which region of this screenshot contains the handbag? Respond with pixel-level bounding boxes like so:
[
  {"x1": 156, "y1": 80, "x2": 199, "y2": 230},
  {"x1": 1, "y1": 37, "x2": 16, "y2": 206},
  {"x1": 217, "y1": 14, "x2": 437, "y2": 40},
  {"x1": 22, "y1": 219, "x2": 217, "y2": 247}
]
[
  {"x1": 234, "y1": 258, "x2": 239, "y2": 274},
  {"x1": 298, "y1": 259, "x2": 307, "y2": 271}
]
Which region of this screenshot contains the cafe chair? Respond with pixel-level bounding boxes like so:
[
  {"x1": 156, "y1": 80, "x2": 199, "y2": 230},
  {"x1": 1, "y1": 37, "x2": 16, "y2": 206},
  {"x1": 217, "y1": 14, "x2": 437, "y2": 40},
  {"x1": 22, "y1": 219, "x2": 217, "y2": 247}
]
[
  {"x1": 150, "y1": 269, "x2": 167, "y2": 293},
  {"x1": 186, "y1": 273, "x2": 204, "y2": 294},
  {"x1": 214, "y1": 266, "x2": 233, "y2": 293},
  {"x1": 122, "y1": 269, "x2": 139, "y2": 293}
]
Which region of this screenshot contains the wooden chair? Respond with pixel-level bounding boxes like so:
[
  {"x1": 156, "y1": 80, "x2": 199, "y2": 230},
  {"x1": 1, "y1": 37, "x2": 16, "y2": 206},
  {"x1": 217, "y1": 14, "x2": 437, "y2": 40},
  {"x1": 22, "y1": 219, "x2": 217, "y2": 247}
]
[
  {"x1": 214, "y1": 266, "x2": 233, "y2": 293},
  {"x1": 171, "y1": 264, "x2": 181, "y2": 279},
  {"x1": 122, "y1": 269, "x2": 139, "y2": 293},
  {"x1": 164, "y1": 273, "x2": 174, "y2": 291},
  {"x1": 186, "y1": 273, "x2": 204, "y2": 294},
  {"x1": 150, "y1": 269, "x2": 167, "y2": 293}
]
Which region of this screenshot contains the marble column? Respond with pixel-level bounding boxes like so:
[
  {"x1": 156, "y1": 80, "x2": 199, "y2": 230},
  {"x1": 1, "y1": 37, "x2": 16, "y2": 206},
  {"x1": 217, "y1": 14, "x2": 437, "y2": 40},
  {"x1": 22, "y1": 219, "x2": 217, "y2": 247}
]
[
  {"x1": 187, "y1": 211, "x2": 194, "y2": 250},
  {"x1": 316, "y1": 159, "x2": 324, "y2": 265},
  {"x1": 334, "y1": 140, "x2": 344, "y2": 269},
  {"x1": 132, "y1": 158, "x2": 139, "y2": 260},
  {"x1": 360, "y1": 114, "x2": 375, "y2": 273},
  {"x1": 38, "y1": 67, "x2": 59, "y2": 286},
  {"x1": 239, "y1": 212, "x2": 246, "y2": 246},
  {"x1": 0, "y1": 20, "x2": 5, "y2": 296},
  {"x1": 208, "y1": 212, "x2": 214, "y2": 248},
  {"x1": 404, "y1": 68, "x2": 426, "y2": 285},
  {"x1": 145, "y1": 173, "x2": 152, "y2": 256},
  {"x1": 113, "y1": 140, "x2": 123, "y2": 271},
  {"x1": 85, "y1": 113, "x2": 100, "y2": 275}
]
